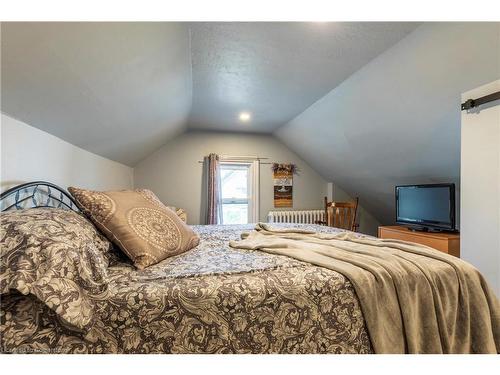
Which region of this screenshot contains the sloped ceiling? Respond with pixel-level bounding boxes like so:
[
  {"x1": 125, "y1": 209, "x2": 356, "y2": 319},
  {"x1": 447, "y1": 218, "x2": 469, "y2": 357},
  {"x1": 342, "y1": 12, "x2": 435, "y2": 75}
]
[
  {"x1": 1, "y1": 22, "x2": 192, "y2": 165},
  {"x1": 1, "y1": 22, "x2": 417, "y2": 164},
  {"x1": 275, "y1": 22, "x2": 500, "y2": 224},
  {"x1": 3, "y1": 22, "x2": 498, "y2": 225}
]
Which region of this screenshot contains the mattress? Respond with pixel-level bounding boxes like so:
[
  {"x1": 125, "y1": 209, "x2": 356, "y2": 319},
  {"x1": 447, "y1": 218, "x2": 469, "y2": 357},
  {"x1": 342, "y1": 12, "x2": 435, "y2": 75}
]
[{"x1": 1, "y1": 223, "x2": 373, "y2": 354}]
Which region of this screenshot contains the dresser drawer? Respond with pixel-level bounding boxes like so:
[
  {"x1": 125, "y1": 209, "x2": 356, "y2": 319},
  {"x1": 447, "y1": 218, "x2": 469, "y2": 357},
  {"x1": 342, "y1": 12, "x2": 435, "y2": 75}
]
[{"x1": 378, "y1": 226, "x2": 460, "y2": 257}]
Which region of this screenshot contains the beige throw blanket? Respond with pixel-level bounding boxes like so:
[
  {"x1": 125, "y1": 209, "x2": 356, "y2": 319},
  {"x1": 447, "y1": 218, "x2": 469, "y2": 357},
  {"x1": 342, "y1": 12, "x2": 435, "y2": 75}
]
[{"x1": 229, "y1": 223, "x2": 500, "y2": 353}]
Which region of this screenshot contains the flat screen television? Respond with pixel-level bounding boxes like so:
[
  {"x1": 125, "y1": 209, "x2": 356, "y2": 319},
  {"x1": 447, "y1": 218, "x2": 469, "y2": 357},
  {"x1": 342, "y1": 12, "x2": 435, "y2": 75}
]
[{"x1": 395, "y1": 183, "x2": 456, "y2": 232}]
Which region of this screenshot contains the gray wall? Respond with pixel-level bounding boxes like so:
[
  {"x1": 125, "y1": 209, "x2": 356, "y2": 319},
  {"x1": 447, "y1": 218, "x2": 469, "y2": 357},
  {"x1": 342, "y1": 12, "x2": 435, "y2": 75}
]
[
  {"x1": 134, "y1": 131, "x2": 328, "y2": 224},
  {"x1": 275, "y1": 22, "x2": 500, "y2": 226},
  {"x1": 1, "y1": 114, "x2": 134, "y2": 192},
  {"x1": 461, "y1": 81, "x2": 500, "y2": 296}
]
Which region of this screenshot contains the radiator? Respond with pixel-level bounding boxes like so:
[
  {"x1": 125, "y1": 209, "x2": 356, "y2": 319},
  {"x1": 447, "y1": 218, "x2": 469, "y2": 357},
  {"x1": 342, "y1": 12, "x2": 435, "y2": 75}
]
[{"x1": 267, "y1": 210, "x2": 325, "y2": 224}]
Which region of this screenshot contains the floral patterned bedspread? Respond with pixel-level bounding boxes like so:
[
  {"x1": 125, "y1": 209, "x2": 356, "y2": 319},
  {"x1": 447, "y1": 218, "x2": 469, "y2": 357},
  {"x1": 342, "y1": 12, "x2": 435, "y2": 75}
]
[{"x1": 1, "y1": 220, "x2": 373, "y2": 354}]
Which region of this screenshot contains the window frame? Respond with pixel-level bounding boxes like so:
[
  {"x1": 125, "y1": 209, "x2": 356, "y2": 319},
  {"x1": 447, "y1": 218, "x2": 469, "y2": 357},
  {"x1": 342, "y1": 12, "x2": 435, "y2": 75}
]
[{"x1": 219, "y1": 157, "x2": 260, "y2": 224}]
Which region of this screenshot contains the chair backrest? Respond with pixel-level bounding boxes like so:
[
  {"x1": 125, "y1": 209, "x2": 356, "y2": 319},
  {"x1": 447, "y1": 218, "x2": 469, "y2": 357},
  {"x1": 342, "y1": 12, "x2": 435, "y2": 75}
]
[{"x1": 323, "y1": 196, "x2": 359, "y2": 231}]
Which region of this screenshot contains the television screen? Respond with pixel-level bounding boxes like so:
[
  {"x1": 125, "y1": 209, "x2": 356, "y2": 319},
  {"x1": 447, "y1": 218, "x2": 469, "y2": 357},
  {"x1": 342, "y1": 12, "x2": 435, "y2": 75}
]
[{"x1": 396, "y1": 184, "x2": 455, "y2": 231}]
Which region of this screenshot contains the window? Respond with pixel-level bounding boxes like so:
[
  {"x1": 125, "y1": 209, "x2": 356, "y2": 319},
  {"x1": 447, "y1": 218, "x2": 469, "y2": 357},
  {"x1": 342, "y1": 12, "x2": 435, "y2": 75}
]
[{"x1": 220, "y1": 159, "x2": 259, "y2": 224}]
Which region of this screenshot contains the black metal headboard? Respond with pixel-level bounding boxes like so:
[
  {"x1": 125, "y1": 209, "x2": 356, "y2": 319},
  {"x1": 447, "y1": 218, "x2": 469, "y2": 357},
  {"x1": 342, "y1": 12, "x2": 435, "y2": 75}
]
[{"x1": 0, "y1": 181, "x2": 80, "y2": 212}]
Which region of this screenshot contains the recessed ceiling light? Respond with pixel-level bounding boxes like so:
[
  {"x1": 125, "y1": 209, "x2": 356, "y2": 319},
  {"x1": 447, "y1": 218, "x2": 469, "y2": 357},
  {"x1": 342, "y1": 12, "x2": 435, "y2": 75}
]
[{"x1": 239, "y1": 112, "x2": 251, "y2": 122}]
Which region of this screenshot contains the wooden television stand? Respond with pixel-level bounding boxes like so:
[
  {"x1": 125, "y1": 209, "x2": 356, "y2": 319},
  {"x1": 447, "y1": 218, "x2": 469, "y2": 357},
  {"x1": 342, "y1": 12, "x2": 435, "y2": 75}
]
[{"x1": 378, "y1": 225, "x2": 460, "y2": 257}]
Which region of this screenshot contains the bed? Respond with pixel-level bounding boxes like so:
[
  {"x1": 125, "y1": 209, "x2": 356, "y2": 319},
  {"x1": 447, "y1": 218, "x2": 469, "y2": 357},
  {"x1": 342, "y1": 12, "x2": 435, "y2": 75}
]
[
  {"x1": 1, "y1": 182, "x2": 498, "y2": 354},
  {"x1": 0, "y1": 182, "x2": 371, "y2": 354}
]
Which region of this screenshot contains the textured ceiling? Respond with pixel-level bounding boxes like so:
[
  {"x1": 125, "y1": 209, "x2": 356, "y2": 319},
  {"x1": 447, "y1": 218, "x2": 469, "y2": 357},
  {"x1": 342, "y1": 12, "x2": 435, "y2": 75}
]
[
  {"x1": 4, "y1": 22, "x2": 492, "y2": 226},
  {"x1": 188, "y1": 22, "x2": 419, "y2": 132},
  {"x1": 1, "y1": 22, "x2": 418, "y2": 165},
  {"x1": 1, "y1": 22, "x2": 192, "y2": 166},
  {"x1": 275, "y1": 22, "x2": 500, "y2": 225}
]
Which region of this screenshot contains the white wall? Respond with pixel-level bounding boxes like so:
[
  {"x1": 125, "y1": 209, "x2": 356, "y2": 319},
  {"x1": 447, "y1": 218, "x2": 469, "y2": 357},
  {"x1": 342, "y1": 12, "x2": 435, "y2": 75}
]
[
  {"x1": 461, "y1": 80, "x2": 500, "y2": 297},
  {"x1": 134, "y1": 131, "x2": 379, "y2": 235},
  {"x1": 1, "y1": 114, "x2": 134, "y2": 192},
  {"x1": 134, "y1": 131, "x2": 327, "y2": 224}
]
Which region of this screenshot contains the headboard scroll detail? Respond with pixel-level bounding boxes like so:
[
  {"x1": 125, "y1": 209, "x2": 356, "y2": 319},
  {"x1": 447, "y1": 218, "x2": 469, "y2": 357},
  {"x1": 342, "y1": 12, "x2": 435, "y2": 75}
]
[{"x1": 0, "y1": 181, "x2": 80, "y2": 212}]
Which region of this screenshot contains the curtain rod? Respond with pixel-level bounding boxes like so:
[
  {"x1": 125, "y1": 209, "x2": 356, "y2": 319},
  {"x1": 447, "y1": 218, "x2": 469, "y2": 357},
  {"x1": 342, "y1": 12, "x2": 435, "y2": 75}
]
[
  {"x1": 461, "y1": 90, "x2": 500, "y2": 110},
  {"x1": 197, "y1": 156, "x2": 269, "y2": 163}
]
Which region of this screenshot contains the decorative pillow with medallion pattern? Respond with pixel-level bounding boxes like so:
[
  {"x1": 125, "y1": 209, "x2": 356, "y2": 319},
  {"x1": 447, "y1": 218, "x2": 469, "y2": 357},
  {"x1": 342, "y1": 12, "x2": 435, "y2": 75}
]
[{"x1": 68, "y1": 187, "x2": 200, "y2": 270}]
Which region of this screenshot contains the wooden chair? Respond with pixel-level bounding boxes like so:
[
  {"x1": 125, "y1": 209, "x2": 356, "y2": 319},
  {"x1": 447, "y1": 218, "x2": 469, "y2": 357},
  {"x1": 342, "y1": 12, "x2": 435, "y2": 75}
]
[{"x1": 316, "y1": 196, "x2": 359, "y2": 232}]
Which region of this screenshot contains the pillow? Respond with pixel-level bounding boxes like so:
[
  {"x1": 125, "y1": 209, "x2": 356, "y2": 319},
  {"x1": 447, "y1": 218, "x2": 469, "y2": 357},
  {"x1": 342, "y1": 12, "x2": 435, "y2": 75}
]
[
  {"x1": 167, "y1": 206, "x2": 187, "y2": 223},
  {"x1": 68, "y1": 187, "x2": 200, "y2": 269},
  {"x1": 0, "y1": 208, "x2": 112, "y2": 333}
]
